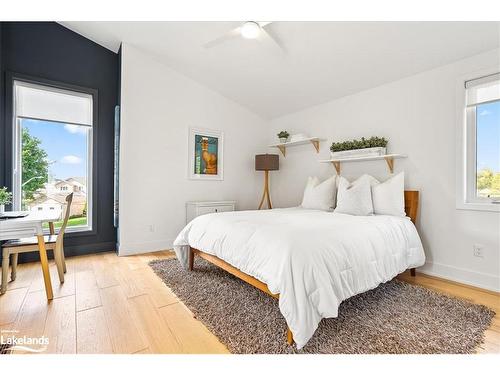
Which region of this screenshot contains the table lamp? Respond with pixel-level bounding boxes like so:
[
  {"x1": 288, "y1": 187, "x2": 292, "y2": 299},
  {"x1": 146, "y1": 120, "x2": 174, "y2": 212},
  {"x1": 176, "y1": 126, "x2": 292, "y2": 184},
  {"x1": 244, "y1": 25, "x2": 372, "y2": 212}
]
[{"x1": 255, "y1": 154, "x2": 279, "y2": 209}]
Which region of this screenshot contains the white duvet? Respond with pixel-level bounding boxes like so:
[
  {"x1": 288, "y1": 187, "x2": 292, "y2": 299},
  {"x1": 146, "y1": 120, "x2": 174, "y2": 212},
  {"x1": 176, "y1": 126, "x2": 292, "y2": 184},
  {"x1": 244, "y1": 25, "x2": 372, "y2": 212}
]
[{"x1": 173, "y1": 208, "x2": 425, "y2": 349}]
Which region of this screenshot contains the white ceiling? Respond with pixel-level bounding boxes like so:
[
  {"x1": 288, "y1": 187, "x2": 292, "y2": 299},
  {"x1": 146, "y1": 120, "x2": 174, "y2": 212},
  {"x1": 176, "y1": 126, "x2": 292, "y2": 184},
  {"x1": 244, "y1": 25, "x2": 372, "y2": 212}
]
[{"x1": 61, "y1": 22, "x2": 500, "y2": 119}]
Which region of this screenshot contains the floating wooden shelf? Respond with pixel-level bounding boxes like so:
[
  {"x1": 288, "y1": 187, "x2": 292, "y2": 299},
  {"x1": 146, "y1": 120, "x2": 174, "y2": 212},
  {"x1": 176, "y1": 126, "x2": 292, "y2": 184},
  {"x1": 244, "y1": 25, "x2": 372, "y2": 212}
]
[
  {"x1": 318, "y1": 153, "x2": 407, "y2": 174},
  {"x1": 269, "y1": 137, "x2": 324, "y2": 157}
]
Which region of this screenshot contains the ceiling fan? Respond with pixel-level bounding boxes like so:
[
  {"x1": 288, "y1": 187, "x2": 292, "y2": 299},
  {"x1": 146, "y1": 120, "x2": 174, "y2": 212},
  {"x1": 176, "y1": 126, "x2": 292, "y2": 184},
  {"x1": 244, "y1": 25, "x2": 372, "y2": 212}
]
[{"x1": 203, "y1": 21, "x2": 284, "y2": 54}]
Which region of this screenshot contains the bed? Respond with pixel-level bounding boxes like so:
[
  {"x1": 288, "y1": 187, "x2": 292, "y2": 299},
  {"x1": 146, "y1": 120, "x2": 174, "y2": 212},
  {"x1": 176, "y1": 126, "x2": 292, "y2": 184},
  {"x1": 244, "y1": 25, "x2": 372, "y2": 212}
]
[{"x1": 173, "y1": 191, "x2": 425, "y2": 349}]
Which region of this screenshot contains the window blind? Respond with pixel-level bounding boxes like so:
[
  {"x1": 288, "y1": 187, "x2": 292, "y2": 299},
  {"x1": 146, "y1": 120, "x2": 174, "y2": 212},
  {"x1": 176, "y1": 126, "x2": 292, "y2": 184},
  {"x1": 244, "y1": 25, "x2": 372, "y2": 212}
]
[
  {"x1": 465, "y1": 73, "x2": 500, "y2": 107},
  {"x1": 14, "y1": 81, "x2": 93, "y2": 126}
]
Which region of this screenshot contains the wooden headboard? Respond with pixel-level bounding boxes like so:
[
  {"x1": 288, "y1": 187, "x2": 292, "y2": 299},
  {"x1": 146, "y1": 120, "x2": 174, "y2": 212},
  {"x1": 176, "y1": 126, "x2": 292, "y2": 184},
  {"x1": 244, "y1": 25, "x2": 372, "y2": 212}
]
[{"x1": 404, "y1": 190, "x2": 419, "y2": 223}]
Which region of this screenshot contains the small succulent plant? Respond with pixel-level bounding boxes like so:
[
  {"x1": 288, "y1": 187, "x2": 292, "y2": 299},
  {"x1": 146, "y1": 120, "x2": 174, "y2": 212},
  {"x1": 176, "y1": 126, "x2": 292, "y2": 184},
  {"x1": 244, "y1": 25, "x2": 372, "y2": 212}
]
[{"x1": 277, "y1": 131, "x2": 290, "y2": 139}]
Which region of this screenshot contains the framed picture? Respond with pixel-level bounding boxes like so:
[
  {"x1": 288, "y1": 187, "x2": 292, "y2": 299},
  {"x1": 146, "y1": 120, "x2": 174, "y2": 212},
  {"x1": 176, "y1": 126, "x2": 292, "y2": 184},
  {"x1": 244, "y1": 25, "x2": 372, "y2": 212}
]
[{"x1": 188, "y1": 127, "x2": 224, "y2": 180}]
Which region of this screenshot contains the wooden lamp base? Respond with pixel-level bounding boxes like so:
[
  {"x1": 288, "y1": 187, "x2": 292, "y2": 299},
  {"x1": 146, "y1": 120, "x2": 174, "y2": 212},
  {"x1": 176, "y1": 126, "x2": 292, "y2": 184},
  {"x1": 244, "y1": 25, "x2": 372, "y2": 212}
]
[{"x1": 258, "y1": 170, "x2": 272, "y2": 210}]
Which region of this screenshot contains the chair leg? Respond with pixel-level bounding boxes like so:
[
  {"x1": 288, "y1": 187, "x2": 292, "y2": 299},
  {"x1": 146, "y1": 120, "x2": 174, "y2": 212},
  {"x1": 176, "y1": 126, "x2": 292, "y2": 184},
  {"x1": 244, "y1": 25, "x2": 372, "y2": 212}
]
[
  {"x1": 11, "y1": 253, "x2": 18, "y2": 281},
  {"x1": 1, "y1": 249, "x2": 10, "y2": 295},
  {"x1": 54, "y1": 246, "x2": 65, "y2": 284},
  {"x1": 61, "y1": 246, "x2": 67, "y2": 273},
  {"x1": 37, "y1": 235, "x2": 53, "y2": 300}
]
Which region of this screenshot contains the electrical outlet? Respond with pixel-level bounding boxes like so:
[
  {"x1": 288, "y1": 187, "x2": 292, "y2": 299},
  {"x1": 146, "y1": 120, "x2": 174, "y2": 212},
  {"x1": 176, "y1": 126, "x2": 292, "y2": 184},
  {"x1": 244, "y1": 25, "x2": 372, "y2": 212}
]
[{"x1": 473, "y1": 244, "x2": 484, "y2": 258}]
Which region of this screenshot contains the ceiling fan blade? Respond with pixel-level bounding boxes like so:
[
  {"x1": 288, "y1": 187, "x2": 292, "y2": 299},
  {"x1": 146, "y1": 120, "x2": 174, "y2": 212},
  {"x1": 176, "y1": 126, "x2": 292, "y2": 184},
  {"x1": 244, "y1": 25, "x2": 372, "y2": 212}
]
[
  {"x1": 204, "y1": 27, "x2": 241, "y2": 48},
  {"x1": 258, "y1": 27, "x2": 285, "y2": 55},
  {"x1": 258, "y1": 21, "x2": 273, "y2": 28}
]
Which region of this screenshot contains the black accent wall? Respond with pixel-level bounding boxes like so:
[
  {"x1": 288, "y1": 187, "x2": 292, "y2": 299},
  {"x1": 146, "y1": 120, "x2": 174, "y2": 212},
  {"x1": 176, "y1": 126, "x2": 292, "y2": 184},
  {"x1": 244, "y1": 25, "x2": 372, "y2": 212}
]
[{"x1": 0, "y1": 22, "x2": 119, "y2": 261}]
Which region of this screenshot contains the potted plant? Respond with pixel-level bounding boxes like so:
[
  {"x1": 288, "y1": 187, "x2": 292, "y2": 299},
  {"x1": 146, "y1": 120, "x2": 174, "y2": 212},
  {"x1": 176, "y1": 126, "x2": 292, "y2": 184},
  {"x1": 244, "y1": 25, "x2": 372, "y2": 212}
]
[
  {"x1": 0, "y1": 187, "x2": 13, "y2": 214},
  {"x1": 277, "y1": 131, "x2": 290, "y2": 143},
  {"x1": 330, "y1": 136, "x2": 388, "y2": 159}
]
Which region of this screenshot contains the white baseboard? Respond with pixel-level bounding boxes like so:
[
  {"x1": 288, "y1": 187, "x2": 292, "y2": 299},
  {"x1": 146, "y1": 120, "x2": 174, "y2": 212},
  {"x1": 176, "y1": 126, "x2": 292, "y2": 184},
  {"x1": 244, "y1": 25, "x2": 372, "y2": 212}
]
[
  {"x1": 418, "y1": 261, "x2": 500, "y2": 292},
  {"x1": 117, "y1": 238, "x2": 174, "y2": 256}
]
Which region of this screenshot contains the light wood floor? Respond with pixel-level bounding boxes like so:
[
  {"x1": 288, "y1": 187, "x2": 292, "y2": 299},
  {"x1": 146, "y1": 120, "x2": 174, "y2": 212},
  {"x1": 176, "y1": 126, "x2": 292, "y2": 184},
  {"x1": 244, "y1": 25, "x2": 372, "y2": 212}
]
[{"x1": 0, "y1": 251, "x2": 498, "y2": 354}]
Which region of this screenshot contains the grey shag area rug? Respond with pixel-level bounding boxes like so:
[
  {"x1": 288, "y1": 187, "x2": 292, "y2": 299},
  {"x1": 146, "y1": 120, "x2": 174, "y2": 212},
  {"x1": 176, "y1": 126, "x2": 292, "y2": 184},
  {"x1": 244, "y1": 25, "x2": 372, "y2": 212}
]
[{"x1": 149, "y1": 257, "x2": 494, "y2": 354}]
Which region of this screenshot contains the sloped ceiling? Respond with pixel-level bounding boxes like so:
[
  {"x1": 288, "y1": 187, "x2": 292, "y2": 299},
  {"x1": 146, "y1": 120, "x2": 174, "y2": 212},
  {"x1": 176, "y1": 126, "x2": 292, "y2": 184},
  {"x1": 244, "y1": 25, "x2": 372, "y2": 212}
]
[{"x1": 61, "y1": 21, "x2": 500, "y2": 119}]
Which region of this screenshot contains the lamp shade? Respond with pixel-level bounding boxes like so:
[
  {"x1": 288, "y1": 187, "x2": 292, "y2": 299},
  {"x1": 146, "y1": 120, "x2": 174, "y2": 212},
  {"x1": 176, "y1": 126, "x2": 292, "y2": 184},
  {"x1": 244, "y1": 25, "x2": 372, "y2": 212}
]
[{"x1": 255, "y1": 154, "x2": 279, "y2": 171}]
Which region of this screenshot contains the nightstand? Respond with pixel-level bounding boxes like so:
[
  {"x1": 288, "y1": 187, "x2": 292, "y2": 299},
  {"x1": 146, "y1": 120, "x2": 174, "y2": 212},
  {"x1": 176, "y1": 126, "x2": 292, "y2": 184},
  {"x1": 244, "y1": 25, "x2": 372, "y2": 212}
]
[{"x1": 186, "y1": 201, "x2": 236, "y2": 224}]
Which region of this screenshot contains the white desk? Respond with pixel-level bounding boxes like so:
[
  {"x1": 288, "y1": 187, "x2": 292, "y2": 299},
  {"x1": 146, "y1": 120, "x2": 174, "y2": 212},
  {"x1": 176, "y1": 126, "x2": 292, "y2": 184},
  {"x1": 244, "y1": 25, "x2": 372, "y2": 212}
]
[{"x1": 0, "y1": 210, "x2": 61, "y2": 300}]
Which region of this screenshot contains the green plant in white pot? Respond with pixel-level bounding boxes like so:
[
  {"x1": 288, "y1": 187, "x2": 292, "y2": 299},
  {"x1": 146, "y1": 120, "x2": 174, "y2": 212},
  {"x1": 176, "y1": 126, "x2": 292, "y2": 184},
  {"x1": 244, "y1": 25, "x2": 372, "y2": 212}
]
[
  {"x1": 0, "y1": 187, "x2": 13, "y2": 213},
  {"x1": 277, "y1": 131, "x2": 290, "y2": 143}
]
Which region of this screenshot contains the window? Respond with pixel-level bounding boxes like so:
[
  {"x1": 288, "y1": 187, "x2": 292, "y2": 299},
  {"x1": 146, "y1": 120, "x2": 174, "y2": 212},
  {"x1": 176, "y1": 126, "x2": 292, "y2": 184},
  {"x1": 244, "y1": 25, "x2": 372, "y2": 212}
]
[
  {"x1": 13, "y1": 80, "x2": 93, "y2": 231},
  {"x1": 460, "y1": 72, "x2": 500, "y2": 210}
]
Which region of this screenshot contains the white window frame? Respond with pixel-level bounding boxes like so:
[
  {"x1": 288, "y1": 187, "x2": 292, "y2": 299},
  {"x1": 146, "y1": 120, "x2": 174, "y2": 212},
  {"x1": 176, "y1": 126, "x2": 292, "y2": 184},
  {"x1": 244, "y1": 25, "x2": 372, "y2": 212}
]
[
  {"x1": 12, "y1": 80, "x2": 94, "y2": 232},
  {"x1": 456, "y1": 68, "x2": 500, "y2": 212}
]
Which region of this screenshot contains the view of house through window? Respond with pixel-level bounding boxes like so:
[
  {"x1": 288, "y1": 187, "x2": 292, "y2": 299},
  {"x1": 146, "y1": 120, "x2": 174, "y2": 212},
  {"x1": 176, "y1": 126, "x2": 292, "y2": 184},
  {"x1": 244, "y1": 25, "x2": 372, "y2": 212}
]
[
  {"x1": 476, "y1": 100, "x2": 500, "y2": 198},
  {"x1": 20, "y1": 119, "x2": 90, "y2": 229},
  {"x1": 13, "y1": 80, "x2": 93, "y2": 231}
]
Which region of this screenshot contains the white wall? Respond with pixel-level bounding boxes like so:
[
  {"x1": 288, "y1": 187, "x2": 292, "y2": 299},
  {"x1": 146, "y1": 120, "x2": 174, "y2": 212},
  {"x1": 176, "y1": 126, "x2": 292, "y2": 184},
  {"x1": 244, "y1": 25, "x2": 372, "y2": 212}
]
[
  {"x1": 119, "y1": 42, "x2": 499, "y2": 291},
  {"x1": 118, "y1": 44, "x2": 268, "y2": 255},
  {"x1": 268, "y1": 49, "x2": 500, "y2": 291}
]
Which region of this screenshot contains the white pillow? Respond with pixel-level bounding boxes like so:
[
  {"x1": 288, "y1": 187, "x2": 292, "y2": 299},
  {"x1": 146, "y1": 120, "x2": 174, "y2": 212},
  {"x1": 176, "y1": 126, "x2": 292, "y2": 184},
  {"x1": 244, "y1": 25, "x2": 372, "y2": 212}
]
[
  {"x1": 305, "y1": 176, "x2": 320, "y2": 189},
  {"x1": 301, "y1": 176, "x2": 336, "y2": 211},
  {"x1": 334, "y1": 176, "x2": 374, "y2": 216},
  {"x1": 340, "y1": 172, "x2": 406, "y2": 217},
  {"x1": 371, "y1": 172, "x2": 405, "y2": 217},
  {"x1": 352, "y1": 174, "x2": 379, "y2": 188}
]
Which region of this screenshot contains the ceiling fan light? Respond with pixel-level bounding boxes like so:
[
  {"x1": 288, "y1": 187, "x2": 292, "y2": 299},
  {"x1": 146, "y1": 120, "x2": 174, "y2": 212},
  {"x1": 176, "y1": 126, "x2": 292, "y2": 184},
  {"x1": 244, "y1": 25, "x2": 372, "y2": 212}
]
[{"x1": 241, "y1": 21, "x2": 261, "y2": 39}]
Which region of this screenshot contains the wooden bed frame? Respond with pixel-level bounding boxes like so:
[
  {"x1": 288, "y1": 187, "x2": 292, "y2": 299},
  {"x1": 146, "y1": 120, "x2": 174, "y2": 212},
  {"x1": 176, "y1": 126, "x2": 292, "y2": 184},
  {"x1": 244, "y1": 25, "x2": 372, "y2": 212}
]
[{"x1": 188, "y1": 190, "x2": 419, "y2": 345}]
